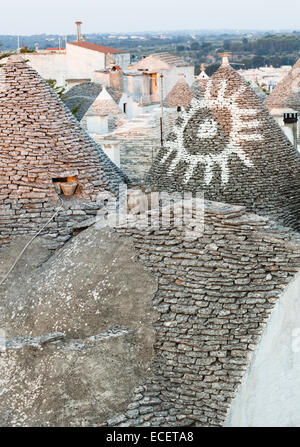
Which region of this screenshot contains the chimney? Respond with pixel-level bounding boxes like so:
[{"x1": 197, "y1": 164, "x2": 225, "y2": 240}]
[{"x1": 75, "y1": 21, "x2": 82, "y2": 42}]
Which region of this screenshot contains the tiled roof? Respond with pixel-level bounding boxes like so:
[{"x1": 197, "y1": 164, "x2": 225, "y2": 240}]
[
  {"x1": 46, "y1": 47, "x2": 65, "y2": 51},
  {"x1": 265, "y1": 58, "x2": 300, "y2": 111},
  {"x1": 68, "y1": 41, "x2": 122, "y2": 54},
  {"x1": 147, "y1": 62, "x2": 300, "y2": 230}
]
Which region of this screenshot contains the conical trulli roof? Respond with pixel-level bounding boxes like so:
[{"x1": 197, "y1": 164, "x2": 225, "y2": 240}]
[
  {"x1": 191, "y1": 70, "x2": 209, "y2": 97},
  {"x1": 265, "y1": 58, "x2": 300, "y2": 112},
  {"x1": 191, "y1": 64, "x2": 209, "y2": 95},
  {"x1": 250, "y1": 83, "x2": 267, "y2": 101},
  {"x1": 0, "y1": 58, "x2": 127, "y2": 212},
  {"x1": 147, "y1": 62, "x2": 300, "y2": 230},
  {"x1": 164, "y1": 76, "x2": 194, "y2": 109},
  {"x1": 85, "y1": 85, "x2": 122, "y2": 116}
]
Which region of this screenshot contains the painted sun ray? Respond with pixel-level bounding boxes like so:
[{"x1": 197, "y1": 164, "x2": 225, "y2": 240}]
[{"x1": 161, "y1": 78, "x2": 262, "y2": 185}]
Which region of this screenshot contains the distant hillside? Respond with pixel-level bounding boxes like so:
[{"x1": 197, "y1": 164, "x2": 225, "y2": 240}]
[{"x1": 1, "y1": 30, "x2": 299, "y2": 74}]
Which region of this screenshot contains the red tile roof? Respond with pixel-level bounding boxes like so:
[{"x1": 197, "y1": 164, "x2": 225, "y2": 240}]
[{"x1": 68, "y1": 41, "x2": 122, "y2": 54}]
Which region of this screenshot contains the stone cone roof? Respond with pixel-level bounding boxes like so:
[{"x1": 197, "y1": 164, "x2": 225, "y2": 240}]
[
  {"x1": 250, "y1": 83, "x2": 267, "y2": 101},
  {"x1": 2, "y1": 198, "x2": 300, "y2": 427},
  {"x1": 85, "y1": 85, "x2": 122, "y2": 116},
  {"x1": 63, "y1": 82, "x2": 122, "y2": 120},
  {"x1": 147, "y1": 63, "x2": 300, "y2": 231},
  {"x1": 107, "y1": 199, "x2": 300, "y2": 427},
  {"x1": 164, "y1": 77, "x2": 194, "y2": 109},
  {"x1": 191, "y1": 71, "x2": 209, "y2": 97},
  {"x1": 0, "y1": 59, "x2": 128, "y2": 203},
  {"x1": 265, "y1": 58, "x2": 300, "y2": 112}
]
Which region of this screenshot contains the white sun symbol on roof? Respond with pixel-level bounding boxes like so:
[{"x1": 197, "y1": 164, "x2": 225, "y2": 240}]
[{"x1": 161, "y1": 79, "x2": 263, "y2": 185}]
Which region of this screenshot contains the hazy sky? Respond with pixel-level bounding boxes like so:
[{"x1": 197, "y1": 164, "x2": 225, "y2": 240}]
[{"x1": 2, "y1": 0, "x2": 300, "y2": 35}]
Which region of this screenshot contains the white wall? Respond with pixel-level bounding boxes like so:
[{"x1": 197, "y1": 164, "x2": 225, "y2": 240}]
[
  {"x1": 86, "y1": 115, "x2": 108, "y2": 134},
  {"x1": 25, "y1": 53, "x2": 68, "y2": 86},
  {"x1": 114, "y1": 53, "x2": 130, "y2": 70},
  {"x1": 101, "y1": 142, "x2": 120, "y2": 167},
  {"x1": 65, "y1": 43, "x2": 106, "y2": 79},
  {"x1": 225, "y1": 271, "x2": 300, "y2": 427},
  {"x1": 273, "y1": 114, "x2": 298, "y2": 151},
  {"x1": 25, "y1": 44, "x2": 130, "y2": 87},
  {"x1": 118, "y1": 93, "x2": 134, "y2": 118}
]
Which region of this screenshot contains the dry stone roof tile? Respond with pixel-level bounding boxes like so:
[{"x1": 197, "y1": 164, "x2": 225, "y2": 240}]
[
  {"x1": 129, "y1": 52, "x2": 192, "y2": 71},
  {"x1": 63, "y1": 82, "x2": 122, "y2": 120},
  {"x1": 85, "y1": 85, "x2": 122, "y2": 116},
  {"x1": 68, "y1": 41, "x2": 122, "y2": 54},
  {"x1": 106, "y1": 199, "x2": 300, "y2": 426},
  {"x1": 147, "y1": 63, "x2": 300, "y2": 231},
  {"x1": 0, "y1": 59, "x2": 128, "y2": 245},
  {"x1": 164, "y1": 77, "x2": 194, "y2": 109}
]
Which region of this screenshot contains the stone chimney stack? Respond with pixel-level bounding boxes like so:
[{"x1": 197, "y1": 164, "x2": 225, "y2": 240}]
[{"x1": 75, "y1": 21, "x2": 82, "y2": 42}]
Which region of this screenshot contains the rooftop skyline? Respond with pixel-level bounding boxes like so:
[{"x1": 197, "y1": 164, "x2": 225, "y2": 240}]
[{"x1": 2, "y1": 0, "x2": 300, "y2": 35}]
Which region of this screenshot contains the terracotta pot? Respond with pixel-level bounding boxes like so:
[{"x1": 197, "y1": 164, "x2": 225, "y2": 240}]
[{"x1": 60, "y1": 182, "x2": 78, "y2": 196}]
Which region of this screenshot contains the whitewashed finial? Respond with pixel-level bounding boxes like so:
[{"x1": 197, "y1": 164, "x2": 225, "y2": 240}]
[{"x1": 217, "y1": 52, "x2": 231, "y2": 66}]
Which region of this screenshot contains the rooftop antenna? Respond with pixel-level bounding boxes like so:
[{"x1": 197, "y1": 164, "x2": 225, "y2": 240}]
[
  {"x1": 75, "y1": 21, "x2": 82, "y2": 42},
  {"x1": 217, "y1": 52, "x2": 232, "y2": 66}
]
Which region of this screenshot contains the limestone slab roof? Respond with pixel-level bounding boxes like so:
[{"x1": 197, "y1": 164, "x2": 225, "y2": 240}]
[
  {"x1": 85, "y1": 86, "x2": 122, "y2": 117},
  {"x1": 164, "y1": 77, "x2": 194, "y2": 109},
  {"x1": 107, "y1": 198, "x2": 300, "y2": 426},
  {"x1": 0, "y1": 59, "x2": 128, "y2": 200},
  {"x1": 191, "y1": 72, "x2": 209, "y2": 97},
  {"x1": 68, "y1": 41, "x2": 122, "y2": 54},
  {"x1": 63, "y1": 82, "x2": 123, "y2": 120},
  {"x1": 153, "y1": 52, "x2": 192, "y2": 67},
  {"x1": 147, "y1": 62, "x2": 300, "y2": 231},
  {"x1": 265, "y1": 58, "x2": 300, "y2": 112},
  {"x1": 129, "y1": 52, "x2": 192, "y2": 71}
]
